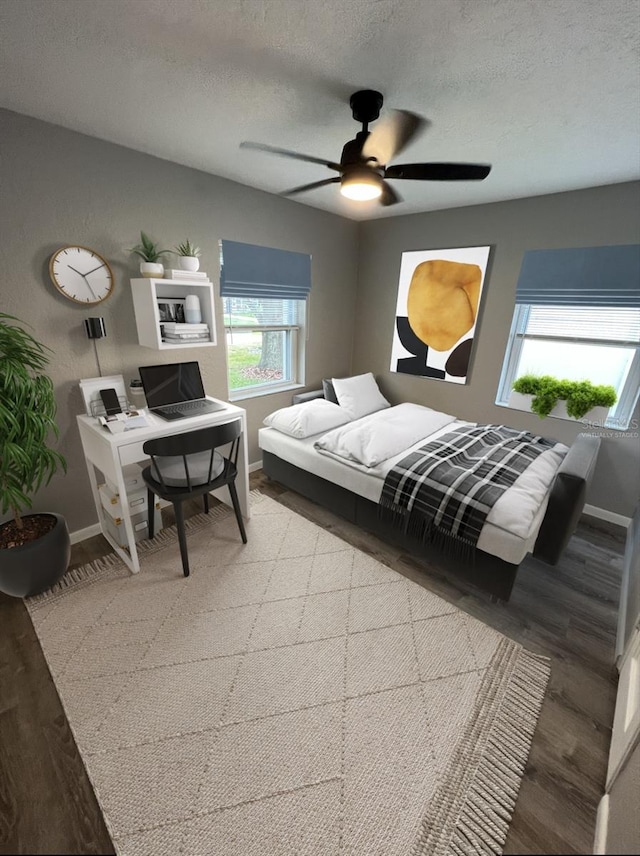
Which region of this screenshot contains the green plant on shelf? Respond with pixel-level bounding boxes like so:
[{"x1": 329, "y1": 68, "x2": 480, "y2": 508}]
[
  {"x1": 174, "y1": 239, "x2": 201, "y2": 258},
  {"x1": 512, "y1": 374, "x2": 617, "y2": 419},
  {"x1": 128, "y1": 231, "x2": 170, "y2": 263}
]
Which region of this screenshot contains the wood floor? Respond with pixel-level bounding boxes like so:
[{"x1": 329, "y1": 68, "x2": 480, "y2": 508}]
[{"x1": 0, "y1": 473, "x2": 626, "y2": 855}]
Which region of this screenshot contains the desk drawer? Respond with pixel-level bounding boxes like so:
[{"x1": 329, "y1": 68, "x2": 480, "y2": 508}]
[{"x1": 119, "y1": 440, "x2": 148, "y2": 468}]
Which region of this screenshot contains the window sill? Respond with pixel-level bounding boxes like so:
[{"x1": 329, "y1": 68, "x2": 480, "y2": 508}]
[
  {"x1": 495, "y1": 398, "x2": 633, "y2": 432},
  {"x1": 229, "y1": 382, "x2": 305, "y2": 403}
]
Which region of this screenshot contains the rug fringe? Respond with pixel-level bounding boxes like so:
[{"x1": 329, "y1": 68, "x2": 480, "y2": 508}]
[
  {"x1": 27, "y1": 501, "x2": 235, "y2": 606},
  {"x1": 412, "y1": 641, "x2": 550, "y2": 856}
]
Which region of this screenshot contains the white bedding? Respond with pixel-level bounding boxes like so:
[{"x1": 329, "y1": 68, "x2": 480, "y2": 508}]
[
  {"x1": 313, "y1": 403, "x2": 457, "y2": 467},
  {"x1": 258, "y1": 404, "x2": 569, "y2": 565}
]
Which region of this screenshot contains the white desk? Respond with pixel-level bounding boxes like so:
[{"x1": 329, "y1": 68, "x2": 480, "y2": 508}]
[{"x1": 77, "y1": 399, "x2": 249, "y2": 573}]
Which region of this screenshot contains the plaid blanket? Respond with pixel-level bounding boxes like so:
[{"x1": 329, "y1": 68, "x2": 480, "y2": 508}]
[{"x1": 380, "y1": 424, "x2": 557, "y2": 549}]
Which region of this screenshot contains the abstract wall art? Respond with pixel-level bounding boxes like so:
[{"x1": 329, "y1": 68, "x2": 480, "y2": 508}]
[{"x1": 390, "y1": 246, "x2": 491, "y2": 384}]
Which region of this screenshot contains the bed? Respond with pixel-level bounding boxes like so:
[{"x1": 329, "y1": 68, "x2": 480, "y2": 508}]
[{"x1": 258, "y1": 380, "x2": 601, "y2": 601}]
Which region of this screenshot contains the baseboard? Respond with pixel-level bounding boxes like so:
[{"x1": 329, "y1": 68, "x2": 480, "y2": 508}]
[
  {"x1": 69, "y1": 522, "x2": 102, "y2": 545},
  {"x1": 583, "y1": 504, "x2": 631, "y2": 529},
  {"x1": 249, "y1": 460, "x2": 263, "y2": 473},
  {"x1": 593, "y1": 793, "x2": 609, "y2": 854}
]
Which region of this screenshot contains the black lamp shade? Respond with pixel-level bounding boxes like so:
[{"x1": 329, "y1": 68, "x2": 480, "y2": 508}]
[{"x1": 84, "y1": 317, "x2": 106, "y2": 339}]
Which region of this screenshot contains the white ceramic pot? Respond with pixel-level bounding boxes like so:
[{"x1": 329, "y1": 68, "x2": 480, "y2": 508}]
[
  {"x1": 140, "y1": 261, "x2": 164, "y2": 278},
  {"x1": 179, "y1": 256, "x2": 200, "y2": 272},
  {"x1": 508, "y1": 391, "x2": 609, "y2": 424}
]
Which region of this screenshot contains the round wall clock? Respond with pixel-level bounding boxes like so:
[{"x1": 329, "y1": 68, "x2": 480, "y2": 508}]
[{"x1": 49, "y1": 245, "x2": 115, "y2": 304}]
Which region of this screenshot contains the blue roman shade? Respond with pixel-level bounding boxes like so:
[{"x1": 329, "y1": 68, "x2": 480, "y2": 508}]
[
  {"x1": 515, "y1": 245, "x2": 640, "y2": 307},
  {"x1": 219, "y1": 239, "x2": 312, "y2": 300}
]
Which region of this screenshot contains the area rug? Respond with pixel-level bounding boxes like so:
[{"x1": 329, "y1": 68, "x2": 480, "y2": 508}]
[{"x1": 27, "y1": 492, "x2": 549, "y2": 856}]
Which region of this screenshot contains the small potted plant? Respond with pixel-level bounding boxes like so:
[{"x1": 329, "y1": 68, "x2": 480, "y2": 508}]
[
  {"x1": 174, "y1": 239, "x2": 202, "y2": 272},
  {"x1": 129, "y1": 231, "x2": 170, "y2": 277},
  {"x1": 510, "y1": 374, "x2": 617, "y2": 422},
  {"x1": 0, "y1": 313, "x2": 70, "y2": 597}
]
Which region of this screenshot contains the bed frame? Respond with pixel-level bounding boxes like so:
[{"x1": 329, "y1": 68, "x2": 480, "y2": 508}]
[{"x1": 261, "y1": 390, "x2": 602, "y2": 601}]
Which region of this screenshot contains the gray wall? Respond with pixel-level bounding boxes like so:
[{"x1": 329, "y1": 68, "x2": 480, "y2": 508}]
[
  {"x1": 1, "y1": 106, "x2": 638, "y2": 533},
  {"x1": 0, "y1": 109, "x2": 358, "y2": 533},
  {"x1": 356, "y1": 183, "x2": 640, "y2": 517}
]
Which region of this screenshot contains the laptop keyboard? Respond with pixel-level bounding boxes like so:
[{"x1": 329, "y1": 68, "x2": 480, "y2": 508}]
[{"x1": 154, "y1": 400, "x2": 226, "y2": 418}]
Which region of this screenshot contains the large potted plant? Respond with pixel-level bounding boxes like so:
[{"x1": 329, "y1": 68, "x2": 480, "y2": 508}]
[
  {"x1": 0, "y1": 313, "x2": 70, "y2": 597},
  {"x1": 129, "y1": 231, "x2": 170, "y2": 278},
  {"x1": 510, "y1": 374, "x2": 617, "y2": 422}
]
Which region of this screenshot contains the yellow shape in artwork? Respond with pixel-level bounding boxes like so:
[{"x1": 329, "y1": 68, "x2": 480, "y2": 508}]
[{"x1": 407, "y1": 259, "x2": 482, "y2": 352}]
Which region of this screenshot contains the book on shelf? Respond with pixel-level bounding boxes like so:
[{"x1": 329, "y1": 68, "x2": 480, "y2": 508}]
[
  {"x1": 162, "y1": 333, "x2": 211, "y2": 342},
  {"x1": 163, "y1": 269, "x2": 209, "y2": 281},
  {"x1": 161, "y1": 322, "x2": 209, "y2": 333}
]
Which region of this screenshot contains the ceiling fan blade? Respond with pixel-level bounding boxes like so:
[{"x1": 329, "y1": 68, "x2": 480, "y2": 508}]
[
  {"x1": 380, "y1": 181, "x2": 402, "y2": 206},
  {"x1": 385, "y1": 163, "x2": 491, "y2": 181},
  {"x1": 280, "y1": 177, "x2": 341, "y2": 197},
  {"x1": 362, "y1": 111, "x2": 424, "y2": 166},
  {"x1": 240, "y1": 141, "x2": 341, "y2": 172}
]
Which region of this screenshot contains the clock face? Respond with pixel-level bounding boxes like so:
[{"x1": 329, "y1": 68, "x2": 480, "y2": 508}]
[{"x1": 49, "y1": 245, "x2": 114, "y2": 305}]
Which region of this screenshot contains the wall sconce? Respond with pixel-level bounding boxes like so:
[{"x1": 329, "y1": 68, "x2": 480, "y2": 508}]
[
  {"x1": 84, "y1": 317, "x2": 106, "y2": 339},
  {"x1": 84, "y1": 317, "x2": 106, "y2": 375}
]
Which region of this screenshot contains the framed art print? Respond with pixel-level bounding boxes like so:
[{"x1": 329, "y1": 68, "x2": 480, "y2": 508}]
[{"x1": 390, "y1": 245, "x2": 491, "y2": 384}]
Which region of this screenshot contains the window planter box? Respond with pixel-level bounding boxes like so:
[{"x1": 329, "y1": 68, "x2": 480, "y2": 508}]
[{"x1": 508, "y1": 391, "x2": 610, "y2": 425}]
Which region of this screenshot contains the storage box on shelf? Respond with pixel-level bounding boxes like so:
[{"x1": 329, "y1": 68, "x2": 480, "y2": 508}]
[
  {"x1": 130, "y1": 277, "x2": 217, "y2": 350},
  {"x1": 103, "y1": 509, "x2": 159, "y2": 549},
  {"x1": 98, "y1": 463, "x2": 162, "y2": 548}
]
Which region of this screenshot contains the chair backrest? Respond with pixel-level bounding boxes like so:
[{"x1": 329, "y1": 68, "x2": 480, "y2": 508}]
[{"x1": 143, "y1": 420, "x2": 242, "y2": 492}]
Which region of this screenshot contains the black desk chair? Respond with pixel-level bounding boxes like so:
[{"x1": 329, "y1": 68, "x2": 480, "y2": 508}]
[{"x1": 141, "y1": 421, "x2": 247, "y2": 577}]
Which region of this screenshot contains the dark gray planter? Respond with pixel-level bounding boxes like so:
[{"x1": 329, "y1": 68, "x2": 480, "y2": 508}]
[{"x1": 0, "y1": 513, "x2": 70, "y2": 598}]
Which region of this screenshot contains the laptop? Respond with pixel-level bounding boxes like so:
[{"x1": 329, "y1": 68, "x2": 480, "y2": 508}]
[{"x1": 138, "y1": 361, "x2": 227, "y2": 420}]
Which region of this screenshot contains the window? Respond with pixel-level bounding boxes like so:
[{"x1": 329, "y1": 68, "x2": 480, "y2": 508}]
[
  {"x1": 497, "y1": 304, "x2": 640, "y2": 428},
  {"x1": 219, "y1": 239, "x2": 312, "y2": 398},
  {"x1": 497, "y1": 245, "x2": 640, "y2": 430},
  {"x1": 224, "y1": 296, "x2": 305, "y2": 396}
]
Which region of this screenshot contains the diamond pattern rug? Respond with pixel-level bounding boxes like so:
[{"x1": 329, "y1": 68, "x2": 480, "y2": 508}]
[{"x1": 27, "y1": 492, "x2": 549, "y2": 856}]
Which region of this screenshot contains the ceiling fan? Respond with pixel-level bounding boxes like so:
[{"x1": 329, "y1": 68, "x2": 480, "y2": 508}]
[{"x1": 240, "y1": 89, "x2": 491, "y2": 206}]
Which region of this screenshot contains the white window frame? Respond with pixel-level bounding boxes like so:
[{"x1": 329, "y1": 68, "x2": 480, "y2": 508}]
[
  {"x1": 225, "y1": 298, "x2": 306, "y2": 401},
  {"x1": 496, "y1": 304, "x2": 640, "y2": 430}
]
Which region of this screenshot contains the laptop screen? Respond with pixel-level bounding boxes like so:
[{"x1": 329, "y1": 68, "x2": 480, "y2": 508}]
[{"x1": 139, "y1": 362, "x2": 206, "y2": 408}]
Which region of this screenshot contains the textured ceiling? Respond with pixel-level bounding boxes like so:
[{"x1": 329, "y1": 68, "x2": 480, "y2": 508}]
[{"x1": 1, "y1": 0, "x2": 639, "y2": 220}]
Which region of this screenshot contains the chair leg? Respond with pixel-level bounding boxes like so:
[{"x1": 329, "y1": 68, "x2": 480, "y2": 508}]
[
  {"x1": 173, "y1": 500, "x2": 190, "y2": 577},
  {"x1": 147, "y1": 489, "x2": 156, "y2": 539},
  {"x1": 203, "y1": 491, "x2": 209, "y2": 514},
  {"x1": 228, "y1": 481, "x2": 247, "y2": 544}
]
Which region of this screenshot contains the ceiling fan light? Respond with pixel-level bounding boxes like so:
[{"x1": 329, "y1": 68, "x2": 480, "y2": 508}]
[{"x1": 340, "y1": 171, "x2": 383, "y2": 201}]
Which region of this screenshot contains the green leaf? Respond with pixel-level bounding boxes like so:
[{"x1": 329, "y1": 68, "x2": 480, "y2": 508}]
[{"x1": 0, "y1": 314, "x2": 66, "y2": 518}]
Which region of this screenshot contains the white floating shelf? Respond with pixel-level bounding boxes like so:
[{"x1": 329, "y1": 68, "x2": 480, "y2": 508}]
[{"x1": 130, "y1": 278, "x2": 217, "y2": 350}]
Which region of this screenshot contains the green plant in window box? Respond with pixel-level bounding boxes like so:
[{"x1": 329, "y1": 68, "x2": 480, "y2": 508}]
[
  {"x1": 512, "y1": 374, "x2": 617, "y2": 419},
  {"x1": 0, "y1": 313, "x2": 70, "y2": 597}
]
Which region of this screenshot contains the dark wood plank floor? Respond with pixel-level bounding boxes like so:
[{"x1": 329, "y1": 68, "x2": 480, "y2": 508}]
[{"x1": 0, "y1": 474, "x2": 625, "y2": 855}]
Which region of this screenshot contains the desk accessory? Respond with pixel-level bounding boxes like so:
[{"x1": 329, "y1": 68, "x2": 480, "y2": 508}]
[
  {"x1": 99, "y1": 387, "x2": 122, "y2": 416},
  {"x1": 79, "y1": 374, "x2": 128, "y2": 417},
  {"x1": 49, "y1": 246, "x2": 114, "y2": 304}
]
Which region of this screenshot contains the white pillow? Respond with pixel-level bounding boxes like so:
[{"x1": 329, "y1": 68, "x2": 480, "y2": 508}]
[
  {"x1": 263, "y1": 398, "x2": 351, "y2": 439},
  {"x1": 332, "y1": 372, "x2": 390, "y2": 420}
]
